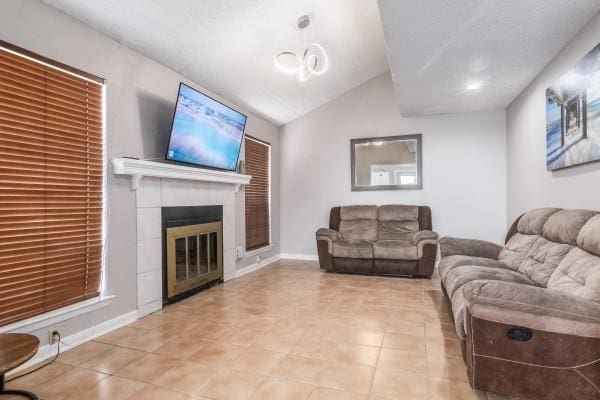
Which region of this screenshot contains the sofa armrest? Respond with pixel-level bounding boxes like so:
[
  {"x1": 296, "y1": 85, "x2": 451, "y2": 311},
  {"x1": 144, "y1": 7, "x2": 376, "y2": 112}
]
[
  {"x1": 412, "y1": 230, "x2": 438, "y2": 245},
  {"x1": 316, "y1": 228, "x2": 342, "y2": 254},
  {"x1": 463, "y1": 280, "x2": 600, "y2": 337},
  {"x1": 439, "y1": 237, "x2": 502, "y2": 259}
]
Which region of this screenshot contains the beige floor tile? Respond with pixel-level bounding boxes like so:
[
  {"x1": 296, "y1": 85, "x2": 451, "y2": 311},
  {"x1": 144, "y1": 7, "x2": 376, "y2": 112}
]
[
  {"x1": 115, "y1": 353, "x2": 181, "y2": 383},
  {"x1": 371, "y1": 367, "x2": 427, "y2": 400},
  {"x1": 337, "y1": 328, "x2": 384, "y2": 347},
  {"x1": 426, "y1": 336, "x2": 463, "y2": 358},
  {"x1": 79, "y1": 346, "x2": 145, "y2": 374},
  {"x1": 377, "y1": 347, "x2": 427, "y2": 375},
  {"x1": 58, "y1": 342, "x2": 114, "y2": 366},
  {"x1": 229, "y1": 348, "x2": 287, "y2": 375},
  {"x1": 251, "y1": 377, "x2": 314, "y2": 400},
  {"x1": 6, "y1": 362, "x2": 73, "y2": 389},
  {"x1": 254, "y1": 331, "x2": 303, "y2": 353},
  {"x1": 129, "y1": 385, "x2": 193, "y2": 400},
  {"x1": 35, "y1": 367, "x2": 107, "y2": 400},
  {"x1": 65, "y1": 375, "x2": 147, "y2": 400},
  {"x1": 308, "y1": 387, "x2": 368, "y2": 400},
  {"x1": 382, "y1": 331, "x2": 426, "y2": 353},
  {"x1": 219, "y1": 328, "x2": 267, "y2": 347},
  {"x1": 271, "y1": 355, "x2": 326, "y2": 385},
  {"x1": 316, "y1": 361, "x2": 375, "y2": 394},
  {"x1": 155, "y1": 361, "x2": 220, "y2": 394},
  {"x1": 199, "y1": 369, "x2": 266, "y2": 400},
  {"x1": 290, "y1": 336, "x2": 338, "y2": 360},
  {"x1": 329, "y1": 343, "x2": 380, "y2": 367},
  {"x1": 152, "y1": 336, "x2": 212, "y2": 359},
  {"x1": 189, "y1": 342, "x2": 247, "y2": 367},
  {"x1": 427, "y1": 356, "x2": 470, "y2": 383},
  {"x1": 428, "y1": 377, "x2": 487, "y2": 400}
]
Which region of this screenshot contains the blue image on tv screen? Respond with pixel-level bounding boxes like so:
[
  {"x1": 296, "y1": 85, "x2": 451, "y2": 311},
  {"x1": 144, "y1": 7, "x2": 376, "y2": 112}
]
[{"x1": 166, "y1": 83, "x2": 247, "y2": 171}]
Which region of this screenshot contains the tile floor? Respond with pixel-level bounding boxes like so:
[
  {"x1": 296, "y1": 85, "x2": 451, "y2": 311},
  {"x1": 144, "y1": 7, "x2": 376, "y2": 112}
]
[{"x1": 6, "y1": 259, "x2": 518, "y2": 400}]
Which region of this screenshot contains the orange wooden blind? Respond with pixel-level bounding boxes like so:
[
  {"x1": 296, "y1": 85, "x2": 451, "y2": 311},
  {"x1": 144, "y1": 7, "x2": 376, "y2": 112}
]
[
  {"x1": 0, "y1": 44, "x2": 105, "y2": 326},
  {"x1": 244, "y1": 136, "x2": 270, "y2": 250}
]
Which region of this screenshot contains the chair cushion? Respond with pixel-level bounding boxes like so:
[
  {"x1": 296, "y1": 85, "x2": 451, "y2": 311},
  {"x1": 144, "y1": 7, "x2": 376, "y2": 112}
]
[
  {"x1": 332, "y1": 239, "x2": 373, "y2": 259},
  {"x1": 339, "y1": 220, "x2": 378, "y2": 241},
  {"x1": 547, "y1": 247, "x2": 600, "y2": 302},
  {"x1": 444, "y1": 265, "x2": 535, "y2": 299},
  {"x1": 439, "y1": 255, "x2": 511, "y2": 282},
  {"x1": 373, "y1": 240, "x2": 417, "y2": 260}
]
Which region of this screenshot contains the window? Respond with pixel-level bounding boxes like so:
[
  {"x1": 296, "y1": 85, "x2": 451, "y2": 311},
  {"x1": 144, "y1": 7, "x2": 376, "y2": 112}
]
[
  {"x1": 244, "y1": 135, "x2": 270, "y2": 250},
  {"x1": 0, "y1": 41, "x2": 105, "y2": 326}
]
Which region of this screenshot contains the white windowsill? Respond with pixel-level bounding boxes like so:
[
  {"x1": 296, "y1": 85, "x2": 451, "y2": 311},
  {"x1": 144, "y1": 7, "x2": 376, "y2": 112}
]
[
  {"x1": 245, "y1": 244, "x2": 274, "y2": 258},
  {"x1": 0, "y1": 295, "x2": 116, "y2": 334}
]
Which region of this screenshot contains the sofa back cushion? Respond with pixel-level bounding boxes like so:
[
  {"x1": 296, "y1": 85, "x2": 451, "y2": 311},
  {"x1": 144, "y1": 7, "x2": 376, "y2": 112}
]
[
  {"x1": 377, "y1": 205, "x2": 419, "y2": 241},
  {"x1": 498, "y1": 208, "x2": 561, "y2": 271},
  {"x1": 547, "y1": 215, "x2": 600, "y2": 302},
  {"x1": 339, "y1": 205, "x2": 378, "y2": 241},
  {"x1": 542, "y1": 210, "x2": 598, "y2": 245}
]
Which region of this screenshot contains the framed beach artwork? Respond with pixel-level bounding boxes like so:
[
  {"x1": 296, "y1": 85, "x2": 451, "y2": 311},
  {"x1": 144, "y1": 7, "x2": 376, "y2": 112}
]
[{"x1": 546, "y1": 43, "x2": 600, "y2": 170}]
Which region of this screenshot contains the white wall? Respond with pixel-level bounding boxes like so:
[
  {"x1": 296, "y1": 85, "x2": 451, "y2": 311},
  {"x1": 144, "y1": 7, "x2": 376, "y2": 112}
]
[
  {"x1": 0, "y1": 0, "x2": 280, "y2": 343},
  {"x1": 506, "y1": 12, "x2": 600, "y2": 223},
  {"x1": 280, "y1": 73, "x2": 507, "y2": 257}
]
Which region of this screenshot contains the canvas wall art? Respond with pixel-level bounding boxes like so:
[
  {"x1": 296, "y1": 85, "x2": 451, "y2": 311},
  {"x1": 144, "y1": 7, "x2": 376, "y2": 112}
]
[{"x1": 546, "y1": 43, "x2": 600, "y2": 170}]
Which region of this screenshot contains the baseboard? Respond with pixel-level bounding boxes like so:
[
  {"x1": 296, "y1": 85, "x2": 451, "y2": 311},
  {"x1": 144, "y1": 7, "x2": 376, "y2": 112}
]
[
  {"x1": 8, "y1": 309, "x2": 139, "y2": 377},
  {"x1": 280, "y1": 253, "x2": 319, "y2": 261},
  {"x1": 235, "y1": 254, "x2": 281, "y2": 278}
]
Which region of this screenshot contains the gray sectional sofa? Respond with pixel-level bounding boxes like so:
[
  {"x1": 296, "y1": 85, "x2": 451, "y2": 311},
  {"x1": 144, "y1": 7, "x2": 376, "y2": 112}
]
[
  {"x1": 316, "y1": 205, "x2": 438, "y2": 277},
  {"x1": 439, "y1": 208, "x2": 600, "y2": 400}
]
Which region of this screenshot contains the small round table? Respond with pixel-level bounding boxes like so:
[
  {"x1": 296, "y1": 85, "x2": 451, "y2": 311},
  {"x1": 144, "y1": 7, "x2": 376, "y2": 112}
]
[{"x1": 0, "y1": 333, "x2": 40, "y2": 399}]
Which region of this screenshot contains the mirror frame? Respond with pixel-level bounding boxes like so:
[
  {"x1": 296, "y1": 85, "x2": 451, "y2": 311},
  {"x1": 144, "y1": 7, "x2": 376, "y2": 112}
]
[{"x1": 350, "y1": 134, "x2": 423, "y2": 191}]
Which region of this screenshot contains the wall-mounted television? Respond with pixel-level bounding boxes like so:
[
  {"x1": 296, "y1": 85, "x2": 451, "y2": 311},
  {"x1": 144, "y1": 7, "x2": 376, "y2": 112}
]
[{"x1": 165, "y1": 83, "x2": 247, "y2": 171}]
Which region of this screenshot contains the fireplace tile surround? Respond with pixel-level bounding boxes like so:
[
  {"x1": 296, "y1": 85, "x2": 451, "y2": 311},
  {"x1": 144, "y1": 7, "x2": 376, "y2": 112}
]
[{"x1": 135, "y1": 177, "x2": 237, "y2": 317}]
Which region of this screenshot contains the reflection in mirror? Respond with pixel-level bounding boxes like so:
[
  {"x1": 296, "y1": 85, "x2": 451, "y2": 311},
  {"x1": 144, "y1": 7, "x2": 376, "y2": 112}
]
[{"x1": 351, "y1": 134, "x2": 422, "y2": 191}]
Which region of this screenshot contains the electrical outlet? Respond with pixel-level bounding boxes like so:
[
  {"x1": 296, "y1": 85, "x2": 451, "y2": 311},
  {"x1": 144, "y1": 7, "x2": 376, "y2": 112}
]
[
  {"x1": 48, "y1": 329, "x2": 60, "y2": 345},
  {"x1": 235, "y1": 246, "x2": 245, "y2": 260},
  {"x1": 256, "y1": 255, "x2": 262, "y2": 264}
]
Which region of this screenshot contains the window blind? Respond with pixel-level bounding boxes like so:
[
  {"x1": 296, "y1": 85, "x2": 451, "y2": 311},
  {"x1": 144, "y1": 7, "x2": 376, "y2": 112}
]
[
  {"x1": 0, "y1": 42, "x2": 105, "y2": 326},
  {"x1": 244, "y1": 135, "x2": 270, "y2": 250}
]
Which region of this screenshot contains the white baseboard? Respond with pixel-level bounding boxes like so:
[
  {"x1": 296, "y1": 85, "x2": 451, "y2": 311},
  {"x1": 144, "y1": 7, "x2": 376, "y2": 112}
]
[
  {"x1": 8, "y1": 310, "x2": 139, "y2": 378},
  {"x1": 280, "y1": 253, "x2": 319, "y2": 261},
  {"x1": 235, "y1": 254, "x2": 281, "y2": 278}
]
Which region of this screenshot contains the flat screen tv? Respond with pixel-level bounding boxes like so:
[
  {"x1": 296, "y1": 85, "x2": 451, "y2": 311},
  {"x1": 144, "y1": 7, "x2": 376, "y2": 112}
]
[{"x1": 165, "y1": 83, "x2": 247, "y2": 171}]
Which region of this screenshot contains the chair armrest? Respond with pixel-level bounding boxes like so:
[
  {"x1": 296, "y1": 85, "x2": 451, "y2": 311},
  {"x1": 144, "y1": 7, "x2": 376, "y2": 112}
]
[
  {"x1": 463, "y1": 280, "x2": 600, "y2": 337},
  {"x1": 439, "y1": 237, "x2": 502, "y2": 259},
  {"x1": 412, "y1": 230, "x2": 438, "y2": 245},
  {"x1": 316, "y1": 228, "x2": 342, "y2": 241}
]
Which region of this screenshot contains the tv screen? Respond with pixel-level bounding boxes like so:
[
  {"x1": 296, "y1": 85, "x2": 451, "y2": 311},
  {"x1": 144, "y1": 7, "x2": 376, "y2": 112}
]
[{"x1": 165, "y1": 83, "x2": 247, "y2": 171}]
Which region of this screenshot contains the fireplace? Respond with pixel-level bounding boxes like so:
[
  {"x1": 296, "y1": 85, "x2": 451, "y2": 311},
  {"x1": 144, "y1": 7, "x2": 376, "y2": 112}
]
[{"x1": 162, "y1": 205, "x2": 223, "y2": 304}]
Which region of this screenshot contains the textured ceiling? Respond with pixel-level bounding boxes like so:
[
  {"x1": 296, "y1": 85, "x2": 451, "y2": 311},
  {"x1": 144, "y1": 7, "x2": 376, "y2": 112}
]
[
  {"x1": 378, "y1": 0, "x2": 600, "y2": 116},
  {"x1": 41, "y1": 0, "x2": 389, "y2": 126}
]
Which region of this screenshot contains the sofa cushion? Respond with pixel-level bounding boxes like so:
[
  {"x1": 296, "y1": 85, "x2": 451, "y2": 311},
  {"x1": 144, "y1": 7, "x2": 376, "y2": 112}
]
[
  {"x1": 451, "y1": 288, "x2": 468, "y2": 339},
  {"x1": 542, "y1": 209, "x2": 598, "y2": 245},
  {"x1": 377, "y1": 205, "x2": 419, "y2": 240},
  {"x1": 516, "y1": 208, "x2": 562, "y2": 235},
  {"x1": 498, "y1": 233, "x2": 538, "y2": 271},
  {"x1": 547, "y1": 247, "x2": 600, "y2": 302},
  {"x1": 340, "y1": 205, "x2": 377, "y2": 220},
  {"x1": 518, "y1": 237, "x2": 573, "y2": 287},
  {"x1": 578, "y1": 214, "x2": 600, "y2": 256},
  {"x1": 439, "y1": 255, "x2": 511, "y2": 282},
  {"x1": 444, "y1": 265, "x2": 535, "y2": 299},
  {"x1": 339, "y1": 220, "x2": 378, "y2": 242},
  {"x1": 332, "y1": 239, "x2": 373, "y2": 259},
  {"x1": 373, "y1": 240, "x2": 417, "y2": 260}
]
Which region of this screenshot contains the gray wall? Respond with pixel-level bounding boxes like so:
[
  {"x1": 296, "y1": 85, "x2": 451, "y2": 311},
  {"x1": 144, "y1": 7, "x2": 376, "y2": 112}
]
[
  {"x1": 280, "y1": 73, "x2": 508, "y2": 257},
  {"x1": 0, "y1": 0, "x2": 280, "y2": 342},
  {"x1": 506, "y1": 11, "x2": 600, "y2": 223}
]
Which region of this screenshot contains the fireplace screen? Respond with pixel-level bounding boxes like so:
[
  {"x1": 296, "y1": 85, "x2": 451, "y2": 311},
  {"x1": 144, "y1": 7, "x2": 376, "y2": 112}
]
[{"x1": 166, "y1": 221, "x2": 223, "y2": 299}]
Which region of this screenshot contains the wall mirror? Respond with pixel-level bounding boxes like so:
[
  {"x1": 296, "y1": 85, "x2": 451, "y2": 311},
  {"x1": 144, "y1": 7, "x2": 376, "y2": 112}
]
[{"x1": 351, "y1": 134, "x2": 422, "y2": 191}]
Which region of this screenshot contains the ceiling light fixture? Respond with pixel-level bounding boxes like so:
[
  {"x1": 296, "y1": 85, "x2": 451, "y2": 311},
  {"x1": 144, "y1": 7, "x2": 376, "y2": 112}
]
[
  {"x1": 466, "y1": 82, "x2": 482, "y2": 91},
  {"x1": 274, "y1": 15, "x2": 328, "y2": 82}
]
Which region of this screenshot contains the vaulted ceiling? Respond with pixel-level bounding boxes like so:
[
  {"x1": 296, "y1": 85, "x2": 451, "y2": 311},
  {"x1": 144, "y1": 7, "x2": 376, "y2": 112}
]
[
  {"x1": 378, "y1": 0, "x2": 600, "y2": 116},
  {"x1": 41, "y1": 0, "x2": 389, "y2": 126}
]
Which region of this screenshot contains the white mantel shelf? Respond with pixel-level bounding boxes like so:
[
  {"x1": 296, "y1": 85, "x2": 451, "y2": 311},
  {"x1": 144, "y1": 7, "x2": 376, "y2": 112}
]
[{"x1": 111, "y1": 158, "x2": 251, "y2": 191}]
